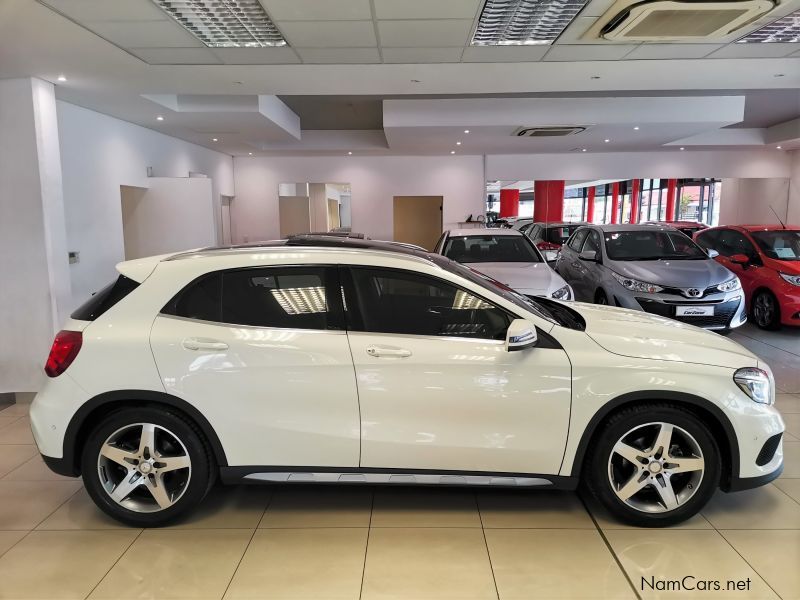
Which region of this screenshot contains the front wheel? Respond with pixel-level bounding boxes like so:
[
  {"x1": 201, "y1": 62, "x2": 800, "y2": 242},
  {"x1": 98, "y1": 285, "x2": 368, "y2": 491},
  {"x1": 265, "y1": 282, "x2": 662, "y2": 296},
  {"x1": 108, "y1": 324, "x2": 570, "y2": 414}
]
[
  {"x1": 752, "y1": 290, "x2": 780, "y2": 330},
  {"x1": 585, "y1": 404, "x2": 720, "y2": 527},
  {"x1": 81, "y1": 407, "x2": 213, "y2": 527}
]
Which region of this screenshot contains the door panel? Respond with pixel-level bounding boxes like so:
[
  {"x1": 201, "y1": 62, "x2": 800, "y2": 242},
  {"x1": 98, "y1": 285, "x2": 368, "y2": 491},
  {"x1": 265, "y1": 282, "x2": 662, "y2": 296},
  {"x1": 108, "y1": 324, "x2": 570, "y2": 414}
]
[{"x1": 393, "y1": 196, "x2": 443, "y2": 251}]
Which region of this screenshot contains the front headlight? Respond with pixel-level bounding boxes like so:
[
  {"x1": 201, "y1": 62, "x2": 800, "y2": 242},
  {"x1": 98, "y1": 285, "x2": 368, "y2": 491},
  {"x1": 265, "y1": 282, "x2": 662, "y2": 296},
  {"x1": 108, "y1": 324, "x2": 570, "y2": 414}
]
[
  {"x1": 717, "y1": 277, "x2": 742, "y2": 293},
  {"x1": 611, "y1": 271, "x2": 663, "y2": 294},
  {"x1": 780, "y1": 273, "x2": 800, "y2": 286},
  {"x1": 552, "y1": 285, "x2": 571, "y2": 300},
  {"x1": 734, "y1": 367, "x2": 772, "y2": 405}
]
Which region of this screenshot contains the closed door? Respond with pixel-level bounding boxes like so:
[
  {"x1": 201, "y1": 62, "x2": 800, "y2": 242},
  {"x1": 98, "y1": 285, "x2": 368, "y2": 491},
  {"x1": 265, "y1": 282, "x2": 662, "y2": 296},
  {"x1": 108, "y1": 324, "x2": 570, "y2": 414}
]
[
  {"x1": 393, "y1": 196, "x2": 443, "y2": 251},
  {"x1": 150, "y1": 265, "x2": 360, "y2": 467},
  {"x1": 279, "y1": 196, "x2": 311, "y2": 237},
  {"x1": 342, "y1": 266, "x2": 571, "y2": 475}
]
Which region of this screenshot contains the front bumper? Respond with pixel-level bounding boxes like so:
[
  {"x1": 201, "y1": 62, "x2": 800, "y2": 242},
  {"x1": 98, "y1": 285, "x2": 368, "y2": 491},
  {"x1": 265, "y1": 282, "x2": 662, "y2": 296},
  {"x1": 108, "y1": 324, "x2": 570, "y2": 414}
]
[{"x1": 615, "y1": 289, "x2": 746, "y2": 330}]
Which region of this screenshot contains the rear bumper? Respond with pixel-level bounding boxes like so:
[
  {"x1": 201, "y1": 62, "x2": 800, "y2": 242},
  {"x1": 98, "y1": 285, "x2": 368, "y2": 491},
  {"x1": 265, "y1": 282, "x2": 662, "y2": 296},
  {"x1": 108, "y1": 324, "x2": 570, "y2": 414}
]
[{"x1": 42, "y1": 454, "x2": 79, "y2": 478}]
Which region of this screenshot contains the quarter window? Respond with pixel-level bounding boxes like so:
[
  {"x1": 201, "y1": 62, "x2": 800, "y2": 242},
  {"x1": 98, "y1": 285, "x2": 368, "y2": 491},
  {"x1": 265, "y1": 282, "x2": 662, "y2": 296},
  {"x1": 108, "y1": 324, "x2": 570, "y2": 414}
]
[
  {"x1": 568, "y1": 228, "x2": 588, "y2": 251},
  {"x1": 346, "y1": 268, "x2": 512, "y2": 340}
]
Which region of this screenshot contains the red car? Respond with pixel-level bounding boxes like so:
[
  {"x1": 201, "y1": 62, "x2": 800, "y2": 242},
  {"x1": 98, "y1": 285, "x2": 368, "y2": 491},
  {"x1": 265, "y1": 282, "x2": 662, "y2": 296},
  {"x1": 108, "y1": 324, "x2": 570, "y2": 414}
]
[
  {"x1": 646, "y1": 221, "x2": 708, "y2": 238},
  {"x1": 694, "y1": 225, "x2": 800, "y2": 329}
]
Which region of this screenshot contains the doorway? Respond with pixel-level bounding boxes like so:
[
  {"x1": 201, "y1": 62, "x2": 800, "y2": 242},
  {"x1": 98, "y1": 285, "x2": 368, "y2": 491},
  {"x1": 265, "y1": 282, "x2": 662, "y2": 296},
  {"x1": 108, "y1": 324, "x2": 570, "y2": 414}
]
[
  {"x1": 220, "y1": 195, "x2": 233, "y2": 245},
  {"x1": 393, "y1": 196, "x2": 443, "y2": 251}
]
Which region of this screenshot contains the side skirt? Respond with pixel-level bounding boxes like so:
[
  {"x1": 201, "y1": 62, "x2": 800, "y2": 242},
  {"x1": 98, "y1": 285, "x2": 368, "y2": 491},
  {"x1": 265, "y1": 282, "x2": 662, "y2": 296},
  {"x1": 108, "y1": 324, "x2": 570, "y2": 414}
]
[{"x1": 220, "y1": 466, "x2": 578, "y2": 490}]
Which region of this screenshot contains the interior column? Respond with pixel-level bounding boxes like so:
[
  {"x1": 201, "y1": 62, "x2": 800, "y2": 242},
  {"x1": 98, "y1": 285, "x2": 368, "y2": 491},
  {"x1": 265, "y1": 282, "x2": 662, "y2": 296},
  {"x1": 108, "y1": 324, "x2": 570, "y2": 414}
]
[
  {"x1": 586, "y1": 187, "x2": 596, "y2": 223},
  {"x1": 665, "y1": 179, "x2": 678, "y2": 220},
  {"x1": 499, "y1": 188, "x2": 520, "y2": 218},
  {"x1": 533, "y1": 180, "x2": 565, "y2": 222},
  {"x1": 630, "y1": 179, "x2": 640, "y2": 223},
  {"x1": 0, "y1": 78, "x2": 71, "y2": 394},
  {"x1": 610, "y1": 182, "x2": 620, "y2": 224}
]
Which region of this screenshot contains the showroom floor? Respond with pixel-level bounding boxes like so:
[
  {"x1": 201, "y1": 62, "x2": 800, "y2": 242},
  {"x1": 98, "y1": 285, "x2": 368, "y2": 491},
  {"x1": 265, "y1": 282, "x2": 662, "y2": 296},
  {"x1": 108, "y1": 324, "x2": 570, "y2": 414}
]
[{"x1": 0, "y1": 324, "x2": 797, "y2": 600}]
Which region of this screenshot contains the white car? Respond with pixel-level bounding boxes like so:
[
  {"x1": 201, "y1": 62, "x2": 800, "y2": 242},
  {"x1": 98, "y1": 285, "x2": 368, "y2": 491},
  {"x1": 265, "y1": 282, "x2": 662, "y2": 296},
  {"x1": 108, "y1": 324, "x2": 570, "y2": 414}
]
[
  {"x1": 32, "y1": 236, "x2": 784, "y2": 527},
  {"x1": 435, "y1": 228, "x2": 573, "y2": 301}
]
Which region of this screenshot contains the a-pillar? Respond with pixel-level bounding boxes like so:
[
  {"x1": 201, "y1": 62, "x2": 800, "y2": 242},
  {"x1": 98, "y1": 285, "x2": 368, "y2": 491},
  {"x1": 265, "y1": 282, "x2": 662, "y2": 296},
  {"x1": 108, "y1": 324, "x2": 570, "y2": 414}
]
[
  {"x1": 610, "y1": 182, "x2": 620, "y2": 224},
  {"x1": 665, "y1": 179, "x2": 678, "y2": 221},
  {"x1": 629, "y1": 179, "x2": 640, "y2": 223},
  {"x1": 499, "y1": 188, "x2": 520, "y2": 218},
  {"x1": 533, "y1": 180, "x2": 565, "y2": 222},
  {"x1": 586, "y1": 187, "x2": 596, "y2": 223},
  {"x1": 0, "y1": 78, "x2": 71, "y2": 394}
]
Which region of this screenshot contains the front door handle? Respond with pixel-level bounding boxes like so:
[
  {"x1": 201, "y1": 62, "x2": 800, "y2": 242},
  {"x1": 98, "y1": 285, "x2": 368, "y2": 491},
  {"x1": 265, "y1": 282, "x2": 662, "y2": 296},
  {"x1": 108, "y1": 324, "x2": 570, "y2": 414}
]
[
  {"x1": 182, "y1": 338, "x2": 229, "y2": 351},
  {"x1": 366, "y1": 345, "x2": 412, "y2": 358}
]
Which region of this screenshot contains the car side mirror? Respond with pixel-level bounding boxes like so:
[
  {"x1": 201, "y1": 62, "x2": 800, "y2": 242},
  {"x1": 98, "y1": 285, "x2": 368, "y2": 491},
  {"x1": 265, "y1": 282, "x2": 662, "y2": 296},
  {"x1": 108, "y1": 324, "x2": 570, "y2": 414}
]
[
  {"x1": 707, "y1": 248, "x2": 719, "y2": 259},
  {"x1": 730, "y1": 253, "x2": 750, "y2": 265},
  {"x1": 543, "y1": 249, "x2": 560, "y2": 262},
  {"x1": 505, "y1": 319, "x2": 537, "y2": 352},
  {"x1": 579, "y1": 250, "x2": 598, "y2": 262}
]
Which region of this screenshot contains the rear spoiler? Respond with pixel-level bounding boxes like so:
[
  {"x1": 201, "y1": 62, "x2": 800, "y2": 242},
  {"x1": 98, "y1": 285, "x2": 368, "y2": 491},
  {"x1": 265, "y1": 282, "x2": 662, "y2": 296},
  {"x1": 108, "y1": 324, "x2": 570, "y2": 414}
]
[{"x1": 115, "y1": 252, "x2": 181, "y2": 283}]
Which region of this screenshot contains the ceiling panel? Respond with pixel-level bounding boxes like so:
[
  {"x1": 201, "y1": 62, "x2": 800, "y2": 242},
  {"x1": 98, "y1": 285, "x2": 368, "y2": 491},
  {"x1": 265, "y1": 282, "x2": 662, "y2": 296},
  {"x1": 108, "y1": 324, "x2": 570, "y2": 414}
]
[
  {"x1": 374, "y1": 0, "x2": 482, "y2": 20},
  {"x1": 579, "y1": 0, "x2": 619, "y2": 18},
  {"x1": 260, "y1": 0, "x2": 372, "y2": 21},
  {"x1": 211, "y1": 47, "x2": 300, "y2": 64},
  {"x1": 625, "y1": 44, "x2": 723, "y2": 59},
  {"x1": 543, "y1": 44, "x2": 638, "y2": 61},
  {"x1": 382, "y1": 47, "x2": 464, "y2": 63},
  {"x1": 278, "y1": 20, "x2": 377, "y2": 47},
  {"x1": 87, "y1": 19, "x2": 203, "y2": 48},
  {"x1": 461, "y1": 46, "x2": 549, "y2": 61},
  {"x1": 553, "y1": 16, "x2": 602, "y2": 44},
  {"x1": 378, "y1": 19, "x2": 474, "y2": 47},
  {"x1": 129, "y1": 47, "x2": 222, "y2": 64},
  {"x1": 294, "y1": 47, "x2": 381, "y2": 63},
  {"x1": 41, "y1": 0, "x2": 168, "y2": 21},
  {"x1": 708, "y1": 43, "x2": 800, "y2": 58}
]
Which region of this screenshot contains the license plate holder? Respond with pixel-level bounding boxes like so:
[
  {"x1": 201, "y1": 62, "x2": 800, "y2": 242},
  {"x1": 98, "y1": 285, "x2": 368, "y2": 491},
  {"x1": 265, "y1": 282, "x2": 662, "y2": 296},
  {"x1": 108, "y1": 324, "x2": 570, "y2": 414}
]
[{"x1": 676, "y1": 305, "x2": 714, "y2": 317}]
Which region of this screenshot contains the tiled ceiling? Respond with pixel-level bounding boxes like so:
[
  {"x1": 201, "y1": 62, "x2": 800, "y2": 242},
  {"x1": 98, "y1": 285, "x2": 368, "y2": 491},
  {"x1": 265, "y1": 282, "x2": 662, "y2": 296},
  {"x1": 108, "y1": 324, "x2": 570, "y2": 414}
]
[{"x1": 37, "y1": 0, "x2": 800, "y2": 65}]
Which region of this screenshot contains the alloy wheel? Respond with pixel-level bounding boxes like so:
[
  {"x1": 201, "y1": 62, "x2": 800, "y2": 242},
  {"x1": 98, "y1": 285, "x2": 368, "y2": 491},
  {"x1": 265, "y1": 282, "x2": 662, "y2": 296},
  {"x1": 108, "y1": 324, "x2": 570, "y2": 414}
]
[
  {"x1": 753, "y1": 293, "x2": 775, "y2": 328},
  {"x1": 607, "y1": 422, "x2": 704, "y2": 513},
  {"x1": 97, "y1": 423, "x2": 192, "y2": 513}
]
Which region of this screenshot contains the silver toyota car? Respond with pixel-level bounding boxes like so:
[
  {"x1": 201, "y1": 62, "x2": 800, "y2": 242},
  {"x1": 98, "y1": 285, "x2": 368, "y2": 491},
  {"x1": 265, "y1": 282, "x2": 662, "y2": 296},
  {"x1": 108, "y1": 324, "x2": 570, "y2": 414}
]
[{"x1": 556, "y1": 224, "x2": 747, "y2": 332}]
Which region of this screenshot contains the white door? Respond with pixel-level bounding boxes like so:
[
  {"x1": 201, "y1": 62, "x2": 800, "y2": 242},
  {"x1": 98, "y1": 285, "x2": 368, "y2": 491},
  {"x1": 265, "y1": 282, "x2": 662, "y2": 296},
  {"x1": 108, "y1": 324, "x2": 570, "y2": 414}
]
[
  {"x1": 150, "y1": 266, "x2": 360, "y2": 467},
  {"x1": 343, "y1": 266, "x2": 572, "y2": 475}
]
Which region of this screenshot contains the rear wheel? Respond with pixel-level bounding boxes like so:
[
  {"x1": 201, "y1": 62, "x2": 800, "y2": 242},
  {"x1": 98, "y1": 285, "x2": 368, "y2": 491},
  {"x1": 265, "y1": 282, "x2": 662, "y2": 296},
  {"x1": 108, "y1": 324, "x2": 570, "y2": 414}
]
[
  {"x1": 595, "y1": 289, "x2": 609, "y2": 305},
  {"x1": 585, "y1": 404, "x2": 720, "y2": 527},
  {"x1": 81, "y1": 407, "x2": 213, "y2": 527},
  {"x1": 752, "y1": 290, "x2": 780, "y2": 330}
]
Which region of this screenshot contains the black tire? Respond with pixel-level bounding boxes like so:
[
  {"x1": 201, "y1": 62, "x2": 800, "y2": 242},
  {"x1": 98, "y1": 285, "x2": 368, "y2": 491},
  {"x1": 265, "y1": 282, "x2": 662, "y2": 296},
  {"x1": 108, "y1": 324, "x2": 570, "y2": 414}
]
[
  {"x1": 595, "y1": 289, "x2": 609, "y2": 305},
  {"x1": 81, "y1": 407, "x2": 214, "y2": 527},
  {"x1": 584, "y1": 403, "x2": 720, "y2": 528},
  {"x1": 752, "y1": 290, "x2": 781, "y2": 330}
]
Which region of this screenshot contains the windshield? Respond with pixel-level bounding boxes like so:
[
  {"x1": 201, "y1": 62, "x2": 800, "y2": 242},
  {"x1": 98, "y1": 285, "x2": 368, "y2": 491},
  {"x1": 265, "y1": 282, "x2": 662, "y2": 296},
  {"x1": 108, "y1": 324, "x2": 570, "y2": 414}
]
[
  {"x1": 443, "y1": 235, "x2": 543, "y2": 264},
  {"x1": 545, "y1": 225, "x2": 582, "y2": 245},
  {"x1": 604, "y1": 230, "x2": 708, "y2": 261},
  {"x1": 751, "y1": 230, "x2": 800, "y2": 261}
]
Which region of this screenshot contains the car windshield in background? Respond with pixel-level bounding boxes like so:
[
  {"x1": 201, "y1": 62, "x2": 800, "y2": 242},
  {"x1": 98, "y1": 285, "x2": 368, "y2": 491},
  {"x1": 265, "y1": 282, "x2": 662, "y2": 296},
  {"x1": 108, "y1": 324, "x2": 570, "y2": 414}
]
[
  {"x1": 546, "y1": 225, "x2": 581, "y2": 245},
  {"x1": 443, "y1": 235, "x2": 542, "y2": 264},
  {"x1": 751, "y1": 230, "x2": 800, "y2": 261},
  {"x1": 604, "y1": 230, "x2": 708, "y2": 261}
]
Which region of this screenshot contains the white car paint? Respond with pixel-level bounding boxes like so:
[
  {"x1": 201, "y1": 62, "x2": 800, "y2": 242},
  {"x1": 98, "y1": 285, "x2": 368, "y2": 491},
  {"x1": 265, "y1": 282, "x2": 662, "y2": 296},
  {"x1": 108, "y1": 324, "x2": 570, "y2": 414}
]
[{"x1": 30, "y1": 242, "x2": 783, "y2": 498}]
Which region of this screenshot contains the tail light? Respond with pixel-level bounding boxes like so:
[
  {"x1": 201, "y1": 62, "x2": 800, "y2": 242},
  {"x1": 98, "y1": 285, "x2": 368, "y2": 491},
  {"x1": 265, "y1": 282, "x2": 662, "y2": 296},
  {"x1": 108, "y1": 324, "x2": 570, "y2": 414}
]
[
  {"x1": 537, "y1": 241, "x2": 561, "y2": 251},
  {"x1": 45, "y1": 330, "x2": 82, "y2": 377}
]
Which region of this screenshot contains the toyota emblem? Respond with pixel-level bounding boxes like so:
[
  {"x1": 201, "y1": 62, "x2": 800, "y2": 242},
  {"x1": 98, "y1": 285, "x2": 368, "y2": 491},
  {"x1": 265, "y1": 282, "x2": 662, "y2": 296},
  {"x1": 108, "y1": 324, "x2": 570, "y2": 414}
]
[{"x1": 686, "y1": 288, "x2": 701, "y2": 297}]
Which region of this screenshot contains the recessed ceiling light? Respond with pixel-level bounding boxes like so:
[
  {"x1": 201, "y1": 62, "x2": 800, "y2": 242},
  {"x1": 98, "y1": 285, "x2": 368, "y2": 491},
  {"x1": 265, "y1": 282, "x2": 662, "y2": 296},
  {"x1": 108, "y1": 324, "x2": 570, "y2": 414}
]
[
  {"x1": 348, "y1": 151, "x2": 353, "y2": 155},
  {"x1": 581, "y1": 148, "x2": 587, "y2": 152},
  {"x1": 248, "y1": 152, "x2": 253, "y2": 155},
  {"x1": 633, "y1": 126, "x2": 640, "y2": 130},
  {"x1": 57, "y1": 74, "x2": 66, "y2": 82},
  {"x1": 777, "y1": 146, "x2": 782, "y2": 149},
  {"x1": 604, "y1": 139, "x2": 610, "y2": 143},
  {"x1": 737, "y1": 10, "x2": 800, "y2": 43},
  {"x1": 212, "y1": 138, "x2": 219, "y2": 142},
  {"x1": 156, "y1": 115, "x2": 164, "y2": 121},
  {"x1": 464, "y1": 129, "x2": 470, "y2": 134},
  {"x1": 472, "y1": 0, "x2": 590, "y2": 46},
  {"x1": 680, "y1": 147, "x2": 685, "y2": 151},
  {"x1": 451, "y1": 151, "x2": 456, "y2": 154},
  {"x1": 456, "y1": 141, "x2": 462, "y2": 145},
  {"x1": 151, "y1": 0, "x2": 286, "y2": 48}
]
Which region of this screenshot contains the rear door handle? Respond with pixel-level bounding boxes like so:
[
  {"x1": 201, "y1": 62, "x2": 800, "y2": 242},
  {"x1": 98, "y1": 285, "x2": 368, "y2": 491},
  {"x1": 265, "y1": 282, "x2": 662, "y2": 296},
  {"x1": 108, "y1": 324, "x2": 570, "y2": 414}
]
[
  {"x1": 366, "y1": 345, "x2": 412, "y2": 358},
  {"x1": 182, "y1": 338, "x2": 228, "y2": 351}
]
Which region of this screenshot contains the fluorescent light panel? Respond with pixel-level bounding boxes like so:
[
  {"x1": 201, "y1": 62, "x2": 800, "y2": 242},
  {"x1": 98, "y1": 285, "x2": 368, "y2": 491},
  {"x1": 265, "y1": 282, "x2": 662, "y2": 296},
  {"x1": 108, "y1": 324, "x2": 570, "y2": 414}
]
[
  {"x1": 737, "y1": 9, "x2": 800, "y2": 42},
  {"x1": 472, "y1": 0, "x2": 589, "y2": 45},
  {"x1": 151, "y1": 0, "x2": 286, "y2": 48}
]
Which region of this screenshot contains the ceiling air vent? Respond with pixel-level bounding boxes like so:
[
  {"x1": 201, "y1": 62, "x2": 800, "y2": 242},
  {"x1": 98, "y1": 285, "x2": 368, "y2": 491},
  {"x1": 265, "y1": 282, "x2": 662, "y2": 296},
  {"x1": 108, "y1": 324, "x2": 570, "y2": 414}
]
[
  {"x1": 585, "y1": 0, "x2": 775, "y2": 41},
  {"x1": 514, "y1": 126, "x2": 586, "y2": 137}
]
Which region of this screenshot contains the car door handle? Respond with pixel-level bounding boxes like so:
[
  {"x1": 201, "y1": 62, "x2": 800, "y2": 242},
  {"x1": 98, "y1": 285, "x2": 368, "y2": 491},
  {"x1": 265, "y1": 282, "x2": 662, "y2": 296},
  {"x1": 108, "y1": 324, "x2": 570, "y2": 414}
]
[
  {"x1": 182, "y1": 338, "x2": 228, "y2": 351},
  {"x1": 366, "y1": 345, "x2": 412, "y2": 358}
]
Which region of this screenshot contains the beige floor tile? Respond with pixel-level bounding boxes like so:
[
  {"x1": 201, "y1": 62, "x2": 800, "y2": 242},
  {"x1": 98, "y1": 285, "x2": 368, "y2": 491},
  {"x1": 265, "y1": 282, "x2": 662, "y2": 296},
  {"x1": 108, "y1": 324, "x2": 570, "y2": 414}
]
[
  {"x1": 36, "y1": 488, "x2": 131, "y2": 530},
  {"x1": 260, "y1": 486, "x2": 372, "y2": 528},
  {"x1": 2, "y1": 455, "x2": 75, "y2": 481},
  {"x1": 0, "y1": 444, "x2": 37, "y2": 477},
  {"x1": 0, "y1": 417, "x2": 34, "y2": 444},
  {"x1": 773, "y1": 477, "x2": 800, "y2": 504},
  {"x1": 486, "y1": 529, "x2": 634, "y2": 599},
  {"x1": 721, "y1": 530, "x2": 800, "y2": 600},
  {"x1": 702, "y1": 484, "x2": 800, "y2": 529},
  {"x1": 371, "y1": 487, "x2": 481, "y2": 528},
  {"x1": 0, "y1": 480, "x2": 82, "y2": 530},
  {"x1": 478, "y1": 490, "x2": 594, "y2": 529},
  {"x1": 584, "y1": 495, "x2": 713, "y2": 530},
  {"x1": 0, "y1": 403, "x2": 30, "y2": 417},
  {"x1": 783, "y1": 413, "x2": 800, "y2": 438},
  {"x1": 90, "y1": 529, "x2": 251, "y2": 600},
  {"x1": 361, "y1": 527, "x2": 496, "y2": 600},
  {"x1": 776, "y1": 393, "x2": 800, "y2": 414},
  {"x1": 168, "y1": 485, "x2": 271, "y2": 529},
  {"x1": 0, "y1": 530, "x2": 26, "y2": 557},
  {"x1": 0, "y1": 416, "x2": 19, "y2": 430},
  {"x1": 0, "y1": 530, "x2": 139, "y2": 599},
  {"x1": 783, "y1": 441, "x2": 800, "y2": 478},
  {"x1": 225, "y1": 528, "x2": 367, "y2": 599},
  {"x1": 606, "y1": 529, "x2": 778, "y2": 599}
]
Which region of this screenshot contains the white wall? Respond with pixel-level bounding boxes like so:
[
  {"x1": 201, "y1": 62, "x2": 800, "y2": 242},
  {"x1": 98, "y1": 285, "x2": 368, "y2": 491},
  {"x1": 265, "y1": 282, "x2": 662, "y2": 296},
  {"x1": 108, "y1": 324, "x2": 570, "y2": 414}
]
[
  {"x1": 57, "y1": 102, "x2": 234, "y2": 309},
  {"x1": 789, "y1": 150, "x2": 800, "y2": 225},
  {"x1": 232, "y1": 156, "x2": 485, "y2": 242},
  {"x1": 719, "y1": 178, "x2": 791, "y2": 226}
]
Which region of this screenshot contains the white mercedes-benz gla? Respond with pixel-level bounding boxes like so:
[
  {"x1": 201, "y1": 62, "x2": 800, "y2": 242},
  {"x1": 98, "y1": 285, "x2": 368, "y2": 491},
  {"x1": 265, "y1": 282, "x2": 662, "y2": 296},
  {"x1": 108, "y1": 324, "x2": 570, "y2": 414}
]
[{"x1": 32, "y1": 236, "x2": 784, "y2": 527}]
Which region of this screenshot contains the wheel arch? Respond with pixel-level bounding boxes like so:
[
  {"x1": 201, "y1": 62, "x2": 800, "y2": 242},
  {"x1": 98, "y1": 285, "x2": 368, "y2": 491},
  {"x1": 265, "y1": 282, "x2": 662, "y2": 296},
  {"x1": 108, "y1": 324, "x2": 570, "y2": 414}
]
[
  {"x1": 569, "y1": 390, "x2": 739, "y2": 491},
  {"x1": 59, "y1": 390, "x2": 228, "y2": 477}
]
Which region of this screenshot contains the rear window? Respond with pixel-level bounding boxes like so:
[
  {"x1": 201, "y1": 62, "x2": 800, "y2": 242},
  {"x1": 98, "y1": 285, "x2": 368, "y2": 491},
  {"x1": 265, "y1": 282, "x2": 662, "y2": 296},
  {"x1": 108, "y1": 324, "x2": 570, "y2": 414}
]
[{"x1": 71, "y1": 275, "x2": 140, "y2": 321}]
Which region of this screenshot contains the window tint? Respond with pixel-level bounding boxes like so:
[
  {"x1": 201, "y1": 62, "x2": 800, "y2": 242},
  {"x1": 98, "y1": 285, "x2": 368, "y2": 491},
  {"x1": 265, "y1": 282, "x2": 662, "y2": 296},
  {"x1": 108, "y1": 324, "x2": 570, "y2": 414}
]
[
  {"x1": 443, "y1": 235, "x2": 542, "y2": 263},
  {"x1": 716, "y1": 229, "x2": 756, "y2": 258},
  {"x1": 751, "y1": 230, "x2": 800, "y2": 261},
  {"x1": 568, "y1": 229, "x2": 588, "y2": 251},
  {"x1": 347, "y1": 268, "x2": 512, "y2": 340},
  {"x1": 694, "y1": 230, "x2": 719, "y2": 251},
  {"x1": 546, "y1": 225, "x2": 581, "y2": 245},
  {"x1": 167, "y1": 273, "x2": 222, "y2": 322},
  {"x1": 71, "y1": 275, "x2": 140, "y2": 321},
  {"x1": 583, "y1": 230, "x2": 602, "y2": 254}
]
